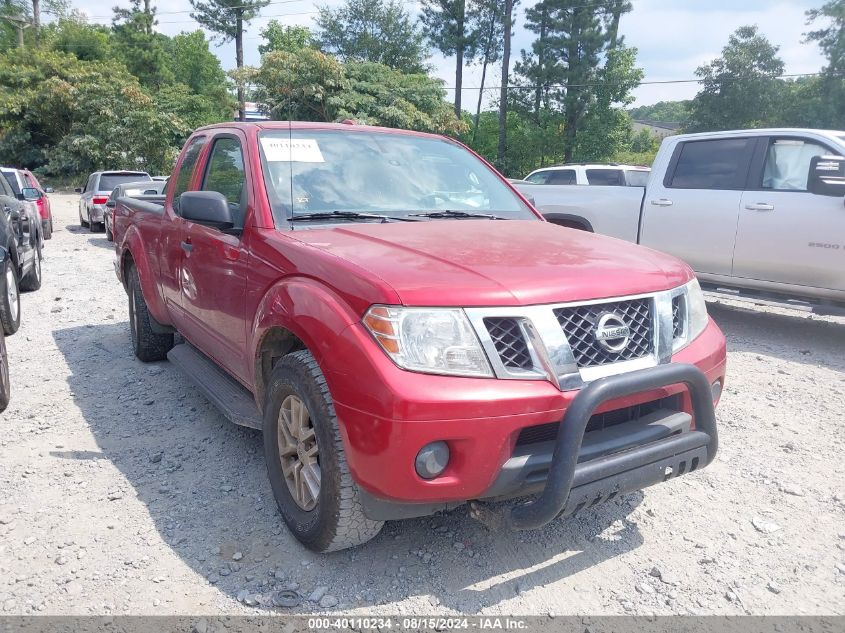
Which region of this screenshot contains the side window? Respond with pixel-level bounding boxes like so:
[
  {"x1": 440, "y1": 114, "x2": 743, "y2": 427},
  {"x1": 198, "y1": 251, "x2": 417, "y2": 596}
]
[
  {"x1": 171, "y1": 136, "x2": 207, "y2": 215},
  {"x1": 0, "y1": 175, "x2": 13, "y2": 198},
  {"x1": 84, "y1": 175, "x2": 95, "y2": 193},
  {"x1": 202, "y1": 137, "x2": 246, "y2": 227},
  {"x1": 667, "y1": 139, "x2": 752, "y2": 190},
  {"x1": 762, "y1": 138, "x2": 829, "y2": 192},
  {"x1": 547, "y1": 170, "x2": 576, "y2": 185},
  {"x1": 525, "y1": 172, "x2": 549, "y2": 184},
  {"x1": 586, "y1": 169, "x2": 624, "y2": 186}
]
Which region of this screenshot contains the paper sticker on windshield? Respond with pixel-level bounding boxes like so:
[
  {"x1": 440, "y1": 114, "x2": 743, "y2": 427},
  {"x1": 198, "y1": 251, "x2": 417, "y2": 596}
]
[{"x1": 261, "y1": 137, "x2": 325, "y2": 163}]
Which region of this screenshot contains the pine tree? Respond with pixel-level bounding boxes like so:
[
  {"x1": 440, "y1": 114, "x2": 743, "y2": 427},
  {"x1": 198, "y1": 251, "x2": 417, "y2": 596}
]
[
  {"x1": 189, "y1": 0, "x2": 270, "y2": 121},
  {"x1": 420, "y1": 0, "x2": 474, "y2": 117}
]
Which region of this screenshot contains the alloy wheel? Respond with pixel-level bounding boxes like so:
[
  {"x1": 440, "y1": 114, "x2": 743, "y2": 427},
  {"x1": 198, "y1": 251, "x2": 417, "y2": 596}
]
[
  {"x1": 277, "y1": 394, "x2": 321, "y2": 511},
  {"x1": 5, "y1": 266, "x2": 18, "y2": 324}
]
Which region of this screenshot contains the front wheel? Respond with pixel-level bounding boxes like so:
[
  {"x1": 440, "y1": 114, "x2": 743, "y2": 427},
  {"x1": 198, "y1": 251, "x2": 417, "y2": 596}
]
[
  {"x1": 263, "y1": 350, "x2": 383, "y2": 552},
  {"x1": 127, "y1": 265, "x2": 173, "y2": 362},
  {"x1": 105, "y1": 219, "x2": 113, "y2": 242},
  {"x1": 0, "y1": 258, "x2": 20, "y2": 335}
]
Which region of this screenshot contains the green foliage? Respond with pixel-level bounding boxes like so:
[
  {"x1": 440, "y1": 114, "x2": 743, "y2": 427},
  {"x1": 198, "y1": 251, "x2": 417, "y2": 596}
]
[
  {"x1": 249, "y1": 48, "x2": 465, "y2": 135},
  {"x1": 112, "y1": 0, "x2": 173, "y2": 89},
  {"x1": 629, "y1": 128, "x2": 659, "y2": 154},
  {"x1": 258, "y1": 21, "x2": 315, "y2": 55},
  {"x1": 628, "y1": 100, "x2": 690, "y2": 123},
  {"x1": 687, "y1": 26, "x2": 785, "y2": 132},
  {"x1": 166, "y1": 30, "x2": 232, "y2": 115},
  {"x1": 42, "y1": 16, "x2": 112, "y2": 62},
  {"x1": 315, "y1": 0, "x2": 429, "y2": 74},
  {"x1": 806, "y1": 0, "x2": 845, "y2": 74},
  {"x1": 0, "y1": 48, "x2": 188, "y2": 175}
]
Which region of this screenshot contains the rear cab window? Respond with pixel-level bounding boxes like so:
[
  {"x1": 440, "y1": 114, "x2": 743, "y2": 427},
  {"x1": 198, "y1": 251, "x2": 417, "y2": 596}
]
[
  {"x1": 170, "y1": 136, "x2": 208, "y2": 215},
  {"x1": 586, "y1": 169, "x2": 624, "y2": 186},
  {"x1": 665, "y1": 138, "x2": 755, "y2": 190},
  {"x1": 546, "y1": 170, "x2": 576, "y2": 185}
]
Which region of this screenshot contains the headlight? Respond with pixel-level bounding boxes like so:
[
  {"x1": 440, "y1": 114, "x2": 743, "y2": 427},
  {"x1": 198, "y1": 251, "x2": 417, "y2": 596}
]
[
  {"x1": 684, "y1": 278, "x2": 709, "y2": 343},
  {"x1": 363, "y1": 306, "x2": 493, "y2": 377}
]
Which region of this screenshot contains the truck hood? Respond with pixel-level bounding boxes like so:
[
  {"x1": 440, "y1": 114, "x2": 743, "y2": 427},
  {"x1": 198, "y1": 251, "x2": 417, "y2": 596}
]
[{"x1": 290, "y1": 220, "x2": 693, "y2": 307}]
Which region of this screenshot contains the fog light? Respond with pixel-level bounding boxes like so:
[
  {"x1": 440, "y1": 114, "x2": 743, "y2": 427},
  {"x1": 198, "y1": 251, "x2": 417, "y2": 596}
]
[
  {"x1": 711, "y1": 379, "x2": 723, "y2": 403},
  {"x1": 415, "y1": 441, "x2": 450, "y2": 480}
]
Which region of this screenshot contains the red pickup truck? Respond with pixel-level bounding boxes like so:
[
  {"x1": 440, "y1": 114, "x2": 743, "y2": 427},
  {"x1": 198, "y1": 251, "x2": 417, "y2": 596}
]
[{"x1": 113, "y1": 122, "x2": 726, "y2": 552}]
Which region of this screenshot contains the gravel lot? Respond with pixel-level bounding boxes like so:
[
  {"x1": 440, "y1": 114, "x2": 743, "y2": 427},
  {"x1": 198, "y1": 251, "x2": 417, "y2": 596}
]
[{"x1": 0, "y1": 193, "x2": 843, "y2": 616}]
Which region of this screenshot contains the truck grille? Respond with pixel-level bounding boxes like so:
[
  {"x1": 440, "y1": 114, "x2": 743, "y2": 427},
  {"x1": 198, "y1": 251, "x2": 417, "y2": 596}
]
[
  {"x1": 672, "y1": 295, "x2": 684, "y2": 339},
  {"x1": 553, "y1": 299, "x2": 653, "y2": 368},
  {"x1": 483, "y1": 318, "x2": 533, "y2": 370}
]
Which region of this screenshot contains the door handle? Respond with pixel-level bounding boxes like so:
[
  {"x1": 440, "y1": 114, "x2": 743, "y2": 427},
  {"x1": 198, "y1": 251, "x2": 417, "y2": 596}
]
[
  {"x1": 744, "y1": 203, "x2": 774, "y2": 211},
  {"x1": 650, "y1": 198, "x2": 673, "y2": 207},
  {"x1": 180, "y1": 239, "x2": 193, "y2": 253}
]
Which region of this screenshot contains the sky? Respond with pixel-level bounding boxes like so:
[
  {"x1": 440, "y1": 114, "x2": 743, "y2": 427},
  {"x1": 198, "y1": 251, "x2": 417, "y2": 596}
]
[{"x1": 65, "y1": 0, "x2": 828, "y2": 109}]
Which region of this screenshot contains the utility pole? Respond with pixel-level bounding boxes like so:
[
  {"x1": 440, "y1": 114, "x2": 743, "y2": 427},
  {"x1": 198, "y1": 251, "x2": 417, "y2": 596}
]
[{"x1": 3, "y1": 15, "x2": 30, "y2": 49}]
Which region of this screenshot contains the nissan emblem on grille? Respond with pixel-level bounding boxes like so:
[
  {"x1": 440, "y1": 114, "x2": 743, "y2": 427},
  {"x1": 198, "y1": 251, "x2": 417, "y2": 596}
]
[{"x1": 594, "y1": 313, "x2": 631, "y2": 353}]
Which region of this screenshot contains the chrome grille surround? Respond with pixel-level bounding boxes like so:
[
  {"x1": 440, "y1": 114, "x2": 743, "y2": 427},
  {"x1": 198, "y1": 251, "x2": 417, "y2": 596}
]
[{"x1": 465, "y1": 286, "x2": 688, "y2": 391}]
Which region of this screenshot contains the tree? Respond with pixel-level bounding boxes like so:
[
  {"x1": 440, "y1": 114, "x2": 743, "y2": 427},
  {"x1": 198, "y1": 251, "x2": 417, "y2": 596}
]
[
  {"x1": 804, "y1": 1, "x2": 845, "y2": 128},
  {"x1": 496, "y1": 0, "x2": 516, "y2": 170},
  {"x1": 190, "y1": 0, "x2": 270, "y2": 121},
  {"x1": 420, "y1": 0, "x2": 474, "y2": 117},
  {"x1": 258, "y1": 21, "x2": 314, "y2": 55},
  {"x1": 629, "y1": 100, "x2": 691, "y2": 123},
  {"x1": 248, "y1": 48, "x2": 465, "y2": 135},
  {"x1": 44, "y1": 16, "x2": 112, "y2": 62},
  {"x1": 468, "y1": 0, "x2": 503, "y2": 142},
  {"x1": 112, "y1": 0, "x2": 173, "y2": 89},
  {"x1": 168, "y1": 30, "x2": 230, "y2": 106},
  {"x1": 687, "y1": 26, "x2": 785, "y2": 132},
  {"x1": 315, "y1": 0, "x2": 428, "y2": 74}
]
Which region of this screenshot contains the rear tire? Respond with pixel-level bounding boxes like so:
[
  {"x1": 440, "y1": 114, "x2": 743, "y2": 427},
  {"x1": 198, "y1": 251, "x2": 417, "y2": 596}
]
[
  {"x1": 19, "y1": 245, "x2": 41, "y2": 292},
  {"x1": 105, "y1": 219, "x2": 113, "y2": 242},
  {"x1": 80, "y1": 208, "x2": 89, "y2": 228},
  {"x1": 263, "y1": 350, "x2": 383, "y2": 552},
  {"x1": 0, "y1": 258, "x2": 20, "y2": 335},
  {"x1": 43, "y1": 221, "x2": 52, "y2": 241},
  {"x1": 127, "y1": 265, "x2": 173, "y2": 362},
  {"x1": 0, "y1": 330, "x2": 9, "y2": 413}
]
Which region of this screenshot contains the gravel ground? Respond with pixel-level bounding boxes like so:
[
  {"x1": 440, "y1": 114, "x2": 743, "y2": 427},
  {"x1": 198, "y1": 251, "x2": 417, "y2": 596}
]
[{"x1": 0, "y1": 193, "x2": 843, "y2": 616}]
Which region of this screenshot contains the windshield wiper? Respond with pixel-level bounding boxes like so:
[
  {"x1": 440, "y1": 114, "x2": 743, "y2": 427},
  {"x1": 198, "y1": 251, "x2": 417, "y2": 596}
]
[
  {"x1": 289, "y1": 211, "x2": 418, "y2": 223},
  {"x1": 409, "y1": 210, "x2": 508, "y2": 220}
]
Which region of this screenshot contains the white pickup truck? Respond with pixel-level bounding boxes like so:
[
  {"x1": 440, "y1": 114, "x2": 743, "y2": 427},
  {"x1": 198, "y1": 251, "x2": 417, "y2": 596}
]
[{"x1": 516, "y1": 128, "x2": 845, "y2": 313}]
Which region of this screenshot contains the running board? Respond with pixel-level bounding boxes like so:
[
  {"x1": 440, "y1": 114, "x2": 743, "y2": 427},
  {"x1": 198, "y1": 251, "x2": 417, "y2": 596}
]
[{"x1": 167, "y1": 344, "x2": 263, "y2": 430}]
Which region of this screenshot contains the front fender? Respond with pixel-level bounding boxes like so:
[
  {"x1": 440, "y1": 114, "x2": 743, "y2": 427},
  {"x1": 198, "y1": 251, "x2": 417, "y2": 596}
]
[
  {"x1": 119, "y1": 225, "x2": 170, "y2": 326},
  {"x1": 249, "y1": 276, "x2": 362, "y2": 387}
]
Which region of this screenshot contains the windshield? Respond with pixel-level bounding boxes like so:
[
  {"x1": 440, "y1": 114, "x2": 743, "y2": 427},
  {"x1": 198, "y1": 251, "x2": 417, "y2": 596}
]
[
  {"x1": 625, "y1": 170, "x2": 650, "y2": 187},
  {"x1": 258, "y1": 129, "x2": 536, "y2": 224},
  {"x1": 99, "y1": 173, "x2": 151, "y2": 191}
]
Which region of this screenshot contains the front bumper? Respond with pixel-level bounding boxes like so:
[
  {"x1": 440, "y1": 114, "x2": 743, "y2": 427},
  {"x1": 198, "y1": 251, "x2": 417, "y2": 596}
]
[{"x1": 331, "y1": 318, "x2": 725, "y2": 519}]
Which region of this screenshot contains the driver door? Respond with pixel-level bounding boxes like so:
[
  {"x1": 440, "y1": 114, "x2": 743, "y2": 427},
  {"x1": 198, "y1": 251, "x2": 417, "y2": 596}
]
[
  {"x1": 733, "y1": 136, "x2": 845, "y2": 294},
  {"x1": 179, "y1": 133, "x2": 251, "y2": 382}
]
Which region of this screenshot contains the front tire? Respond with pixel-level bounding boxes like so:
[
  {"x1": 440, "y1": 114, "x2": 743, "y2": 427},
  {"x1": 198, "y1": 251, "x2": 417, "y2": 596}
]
[
  {"x1": 105, "y1": 218, "x2": 113, "y2": 242},
  {"x1": 263, "y1": 350, "x2": 383, "y2": 552},
  {"x1": 127, "y1": 265, "x2": 173, "y2": 362},
  {"x1": 0, "y1": 258, "x2": 20, "y2": 335}
]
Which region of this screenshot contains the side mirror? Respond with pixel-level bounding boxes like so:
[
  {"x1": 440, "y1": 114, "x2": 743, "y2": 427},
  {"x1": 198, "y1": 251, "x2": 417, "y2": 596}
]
[
  {"x1": 105, "y1": 199, "x2": 116, "y2": 208},
  {"x1": 44, "y1": 187, "x2": 54, "y2": 194},
  {"x1": 180, "y1": 191, "x2": 234, "y2": 230},
  {"x1": 75, "y1": 187, "x2": 83, "y2": 193},
  {"x1": 21, "y1": 187, "x2": 41, "y2": 201},
  {"x1": 808, "y1": 155, "x2": 845, "y2": 197}
]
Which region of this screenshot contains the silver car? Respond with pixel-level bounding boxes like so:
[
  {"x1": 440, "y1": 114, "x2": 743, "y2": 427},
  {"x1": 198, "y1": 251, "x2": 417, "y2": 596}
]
[
  {"x1": 76, "y1": 171, "x2": 151, "y2": 233},
  {"x1": 104, "y1": 180, "x2": 166, "y2": 242}
]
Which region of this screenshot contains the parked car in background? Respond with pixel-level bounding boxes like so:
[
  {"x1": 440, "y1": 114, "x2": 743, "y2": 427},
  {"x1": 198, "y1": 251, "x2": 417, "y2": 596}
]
[
  {"x1": 0, "y1": 174, "x2": 42, "y2": 335},
  {"x1": 524, "y1": 163, "x2": 651, "y2": 187},
  {"x1": 113, "y1": 121, "x2": 726, "y2": 552},
  {"x1": 104, "y1": 180, "x2": 166, "y2": 241},
  {"x1": 151, "y1": 175, "x2": 170, "y2": 182},
  {"x1": 516, "y1": 128, "x2": 845, "y2": 313},
  {"x1": 76, "y1": 171, "x2": 151, "y2": 232},
  {"x1": 1, "y1": 167, "x2": 54, "y2": 240}
]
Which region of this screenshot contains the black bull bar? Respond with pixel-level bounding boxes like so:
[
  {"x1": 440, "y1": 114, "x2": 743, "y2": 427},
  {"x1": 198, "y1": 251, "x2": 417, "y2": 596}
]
[{"x1": 506, "y1": 363, "x2": 719, "y2": 530}]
